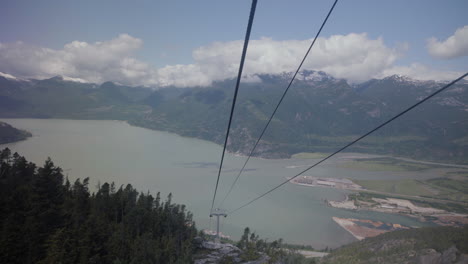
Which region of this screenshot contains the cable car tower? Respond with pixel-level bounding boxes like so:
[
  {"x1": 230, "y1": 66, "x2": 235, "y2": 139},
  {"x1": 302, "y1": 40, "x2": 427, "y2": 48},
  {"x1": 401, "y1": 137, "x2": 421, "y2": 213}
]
[{"x1": 210, "y1": 208, "x2": 227, "y2": 243}]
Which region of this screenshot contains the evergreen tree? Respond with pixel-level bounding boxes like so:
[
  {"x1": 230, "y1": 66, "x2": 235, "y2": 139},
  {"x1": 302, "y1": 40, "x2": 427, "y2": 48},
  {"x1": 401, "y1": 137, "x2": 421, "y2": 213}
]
[{"x1": 0, "y1": 149, "x2": 197, "y2": 264}]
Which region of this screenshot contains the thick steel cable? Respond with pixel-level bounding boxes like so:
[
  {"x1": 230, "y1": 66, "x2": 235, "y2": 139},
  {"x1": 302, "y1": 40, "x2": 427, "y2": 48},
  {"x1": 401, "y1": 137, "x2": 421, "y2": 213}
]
[
  {"x1": 228, "y1": 72, "x2": 468, "y2": 215},
  {"x1": 210, "y1": 0, "x2": 258, "y2": 213},
  {"x1": 219, "y1": 0, "x2": 339, "y2": 208}
]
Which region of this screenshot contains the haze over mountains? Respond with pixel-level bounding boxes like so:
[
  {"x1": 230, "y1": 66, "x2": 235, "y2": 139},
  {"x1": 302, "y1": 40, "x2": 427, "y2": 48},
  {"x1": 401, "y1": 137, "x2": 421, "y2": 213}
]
[{"x1": 1, "y1": 71, "x2": 467, "y2": 164}]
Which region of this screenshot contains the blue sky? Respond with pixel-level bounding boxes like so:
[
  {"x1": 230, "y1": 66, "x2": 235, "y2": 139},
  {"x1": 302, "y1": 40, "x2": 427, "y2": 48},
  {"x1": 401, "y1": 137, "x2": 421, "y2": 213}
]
[{"x1": 1, "y1": 0, "x2": 467, "y2": 86}]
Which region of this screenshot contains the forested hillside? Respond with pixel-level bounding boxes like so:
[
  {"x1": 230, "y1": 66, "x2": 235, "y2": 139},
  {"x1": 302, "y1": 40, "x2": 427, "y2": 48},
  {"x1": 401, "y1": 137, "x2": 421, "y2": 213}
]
[
  {"x1": 321, "y1": 225, "x2": 468, "y2": 264},
  {"x1": 1, "y1": 72, "x2": 467, "y2": 163},
  {"x1": 0, "y1": 121, "x2": 31, "y2": 144},
  {"x1": 0, "y1": 148, "x2": 197, "y2": 264}
]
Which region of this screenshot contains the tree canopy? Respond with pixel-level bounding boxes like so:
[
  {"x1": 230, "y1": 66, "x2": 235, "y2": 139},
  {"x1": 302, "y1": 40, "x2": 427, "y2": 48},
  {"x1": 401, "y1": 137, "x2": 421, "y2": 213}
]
[{"x1": 0, "y1": 148, "x2": 197, "y2": 264}]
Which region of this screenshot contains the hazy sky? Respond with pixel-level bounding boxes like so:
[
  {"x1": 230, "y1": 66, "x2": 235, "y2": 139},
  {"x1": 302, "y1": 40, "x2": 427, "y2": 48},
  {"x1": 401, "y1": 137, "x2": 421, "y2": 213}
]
[{"x1": 1, "y1": 0, "x2": 467, "y2": 87}]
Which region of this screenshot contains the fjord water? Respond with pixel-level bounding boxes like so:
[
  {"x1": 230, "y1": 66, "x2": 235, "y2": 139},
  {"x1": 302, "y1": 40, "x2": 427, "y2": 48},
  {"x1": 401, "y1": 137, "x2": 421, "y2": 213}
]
[{"x1": 1, "y1": 119, "x2": 435, "y2": 248}]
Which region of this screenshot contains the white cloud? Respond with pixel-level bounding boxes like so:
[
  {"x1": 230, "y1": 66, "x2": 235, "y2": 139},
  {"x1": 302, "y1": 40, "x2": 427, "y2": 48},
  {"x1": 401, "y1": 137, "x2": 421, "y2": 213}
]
[
  {"x1": 158, "y1": 33, "x2": 403, "y2": 85},
  {"x1": 0, "y1": 33, "x2": 463, "y2": 87},
  {"x1": 0, "y1": 34, "x2": 159, "y2": 86},
  {"x1": 427, "y1": 25, "x2": 468, "y2": 59}
]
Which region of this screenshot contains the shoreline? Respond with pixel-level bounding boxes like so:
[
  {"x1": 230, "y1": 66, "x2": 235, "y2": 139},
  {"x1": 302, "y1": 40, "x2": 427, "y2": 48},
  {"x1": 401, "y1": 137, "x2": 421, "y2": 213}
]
[
  {"x1": 288, "y1": 176, "x2": 363, "y2": 193},
  {"x1": 2, "y1": 117, "x2": 468, "y2": 168},
  {"x1": 328, "y1": 194, "x2": 468, "y2": 228},
  {"x1": 0, "y1": 120, "x2": 33, "y2": 145}
]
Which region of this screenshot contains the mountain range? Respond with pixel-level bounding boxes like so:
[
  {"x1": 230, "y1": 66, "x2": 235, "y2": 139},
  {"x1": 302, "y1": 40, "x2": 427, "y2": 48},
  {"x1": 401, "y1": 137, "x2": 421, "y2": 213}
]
[{"x1": 0, "y1": 71, "x2": 467, "y2": 164}]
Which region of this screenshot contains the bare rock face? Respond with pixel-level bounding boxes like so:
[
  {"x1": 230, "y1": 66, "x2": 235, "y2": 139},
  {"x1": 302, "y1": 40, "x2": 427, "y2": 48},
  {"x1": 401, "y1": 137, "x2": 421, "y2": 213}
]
[
  {"x1": 455, "y1": 254, "x2": 468, "y2": 264},
  {"x1": 194, "y1": 241, "x2": 241, "y2": 264},
  {"x1": 194, "y1": 241, "x2": 271, "y2": 264},
  {"x1": 441, "y1": 246, "x2": 459, "y2": 264},
  {"x1": 417, "y1": 246, "x2": 460, "y2": 264},
  {"x1": 418, "y1": 249, "x2": 442, "y2": 264}
]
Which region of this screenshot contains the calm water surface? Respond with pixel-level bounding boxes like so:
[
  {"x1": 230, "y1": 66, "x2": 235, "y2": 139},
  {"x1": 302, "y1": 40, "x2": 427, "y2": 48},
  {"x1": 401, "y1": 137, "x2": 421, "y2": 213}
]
[{"x1": 1, "y1": 119, "x2": 443, "y2": 248}]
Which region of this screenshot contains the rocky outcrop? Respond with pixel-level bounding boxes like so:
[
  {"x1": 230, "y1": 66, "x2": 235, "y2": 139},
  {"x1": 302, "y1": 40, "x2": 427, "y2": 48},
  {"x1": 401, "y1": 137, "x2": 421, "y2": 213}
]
[
  {"x1": 194, "y1": 241, "x2": 271, "y2": 264},
  {"x1": 417, "y1": 246, "x2": 465, "y2": 264}
]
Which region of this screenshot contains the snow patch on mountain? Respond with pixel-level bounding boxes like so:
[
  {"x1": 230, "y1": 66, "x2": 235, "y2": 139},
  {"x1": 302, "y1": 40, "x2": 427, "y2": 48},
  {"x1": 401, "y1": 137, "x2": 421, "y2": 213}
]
[
  {"x1": 62, "y1": 76, "x2": 89, "y2": 83},
  {"x1": 436, "y1": 97, "x2": 468, "y2": 107},
  {"x1": 0, "y1": 71, "x2": 18, "y2": 80}
]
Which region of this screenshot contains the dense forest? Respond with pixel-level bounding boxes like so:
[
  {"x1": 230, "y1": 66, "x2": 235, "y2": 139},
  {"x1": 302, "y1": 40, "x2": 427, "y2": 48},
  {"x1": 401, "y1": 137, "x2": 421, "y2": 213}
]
[{"x1": 0, "y1": 148, "x2": 197, "y2": 264}]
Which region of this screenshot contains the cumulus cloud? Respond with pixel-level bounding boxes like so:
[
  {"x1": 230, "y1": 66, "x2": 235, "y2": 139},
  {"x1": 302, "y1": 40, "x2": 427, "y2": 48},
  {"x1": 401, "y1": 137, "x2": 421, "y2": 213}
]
[
  {"x1": 158, "y1": 33, "x2": 403, "y2": 85},
  {"x1": 0, "y1": 34, "x2": 158, "y2": 86},
  {"x1": 0, "y1": 33, "x2": 463, "y2": 87},
  {"x1": 427, "y1": 25, "x2": 468, "y2": 59}
]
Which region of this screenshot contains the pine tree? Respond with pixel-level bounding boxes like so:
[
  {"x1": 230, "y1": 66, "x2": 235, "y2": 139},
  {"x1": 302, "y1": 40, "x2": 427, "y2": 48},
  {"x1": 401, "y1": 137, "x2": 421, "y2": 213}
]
[{"x1": 0, "y1": 149, "x2": 198, "y2": 264}]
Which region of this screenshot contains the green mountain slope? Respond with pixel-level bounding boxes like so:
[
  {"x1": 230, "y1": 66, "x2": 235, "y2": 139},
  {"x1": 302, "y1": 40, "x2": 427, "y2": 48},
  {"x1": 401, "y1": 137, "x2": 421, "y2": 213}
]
[
  {"x1": 321, "y1": 226, "x2": 468, "y2": 264},
  {"x1": 132, "y1": 73, "x2": 468, "y2": 163},
  {"x1": 1, "y1": 72, "x2": 467, "y2": 163}
]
